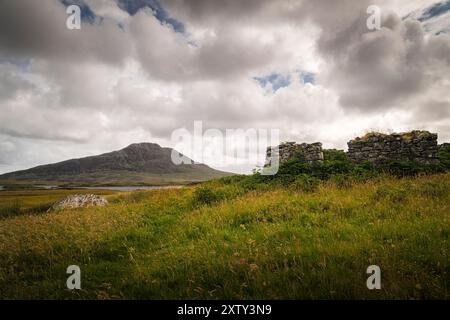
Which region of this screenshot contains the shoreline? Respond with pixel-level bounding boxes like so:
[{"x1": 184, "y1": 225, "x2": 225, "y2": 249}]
[{"x1": 0, "y1": 184, "x2": 187, "y2": 192}]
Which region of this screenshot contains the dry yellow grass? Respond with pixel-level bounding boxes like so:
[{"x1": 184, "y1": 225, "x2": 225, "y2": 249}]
[{"x1": 0, "y1": 175, "x2": 448, "y2": 299}]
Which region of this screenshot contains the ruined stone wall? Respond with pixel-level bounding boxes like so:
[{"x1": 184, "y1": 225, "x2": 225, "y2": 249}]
[
  {"x1": 265, "y1": 131, "x2": 441, "y2": 168},
  {"x1": 347, "y1": 131, "x2": 439, "y2": 165},
  {"x1": 266, "y1": 142, "x2": 324, "y2": 164}
]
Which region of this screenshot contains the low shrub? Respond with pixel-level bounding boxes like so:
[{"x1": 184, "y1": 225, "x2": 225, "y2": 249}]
[
  {"x1": 238, "y1": 173, "x2": 271, "y2": 191},
  {"x1": 291, "y1": 174, "x2": 321, "y2": 193},
  {"x1": 421, "y1": 180, "x2": 448, "y2": 198},
  {"x1": 373, "y1": 184, "x2": 409, "y2": 202},
  {"x1": 378, "y1": 160, "x2": 444, "y2": 177},
  {"x1": 24, "y1": 203, "x2": 52, "y2": 214},
  {"x1": 323, "y1": 149, "x2": 348, "y2": 161},
  {"x1": 330, "y1": 174, "x2": 353, "y2": 189},
  {"x1": 209, "y1": 147, "x2": 449, "y2": 198},
  {"x1": 217, "y1": 175, "x2": 247, "y2": 185},
  {"x1": 438, "y1": 144, "x2": 450, "y2": 170},
  {"x1": 0, "y1": 200, "x2": 22, "y2": 218},
  {"x1": 192, "y1": 186, "x2": 225, "y2": 206}
]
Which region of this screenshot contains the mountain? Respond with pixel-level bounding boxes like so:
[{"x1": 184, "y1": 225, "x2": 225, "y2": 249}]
[
  {"x1": 0, "y1": 143, "x2": 233, "y2": 186},
  {"x1": 404, "y1": 0, "x2": 450, "y2": 35}
]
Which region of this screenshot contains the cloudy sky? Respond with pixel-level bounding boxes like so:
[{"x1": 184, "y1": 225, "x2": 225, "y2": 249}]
[{"x1": 0, "y1": 0, "x2": 449, "y2": 174}]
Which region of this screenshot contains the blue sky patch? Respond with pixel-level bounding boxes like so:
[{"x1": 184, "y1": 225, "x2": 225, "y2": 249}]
[
  {"x1": 419, "y1": 0, "x2": 450, "y2": 21},
  {"x1": 254, "y1": 73, "x2": 291, "y2": 92},
  {"x1": 116, "y1": 0, "x2": 185, "y2": 33},
  {"x1": 59, "y1": 0, "x2": 185, "y2": 34},
  {"x1": 0, "y1": 58, "x2": 31, "y2": 71},
  {"x1": 60, "y1": 0, "x2": 99, "y2": 24},
  {"x1": 300, "y1": 71, "x2": 315, "y2": 85}
]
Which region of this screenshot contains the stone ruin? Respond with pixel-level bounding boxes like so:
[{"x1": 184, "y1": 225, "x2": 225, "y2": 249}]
[
  {"x1": 266, "y1": 130, "x2": 443, "y2": 167},
  {"x1": 266, "y1": 141, "x2": 324, "y2": 165},
  {"x1": 347, "y1": 130, "x2": 439, "y2": 165}
]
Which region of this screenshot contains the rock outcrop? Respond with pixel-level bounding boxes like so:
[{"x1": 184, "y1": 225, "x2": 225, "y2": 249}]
[
  {"x1": 48, "y1": 194, "x2": 108, "y2": 212},
  {"x1": 347, "y1": 130, "x2": 439, "y2": 165}
]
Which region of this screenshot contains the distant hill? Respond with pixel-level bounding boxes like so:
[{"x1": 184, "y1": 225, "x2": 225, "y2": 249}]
[{"x1": 0, "y1": 143, "x2": 233, "y2": 186}]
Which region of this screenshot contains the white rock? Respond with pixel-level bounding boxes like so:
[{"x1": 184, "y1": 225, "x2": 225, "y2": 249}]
[{"x1": 48, "y1": 194, "x2": 108, "y2": 212}]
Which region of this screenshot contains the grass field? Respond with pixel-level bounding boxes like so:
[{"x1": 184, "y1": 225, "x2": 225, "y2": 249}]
[
  {"x1": 0, "y1": 173, "x2": 448, "y2": 299},
  {"x1": 0, "y1": 189, "x2": 121, "y2": 219}
]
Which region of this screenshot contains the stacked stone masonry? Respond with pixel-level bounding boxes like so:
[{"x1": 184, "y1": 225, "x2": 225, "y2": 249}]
[
  {"x1": 266, "y1": 142, "x2": 324, "y2": 164},
  {"x1": 266, "y1": 131, "x2": 443, "y2": 167},
  {"x1": 347, "y1": 131, "x2": 439, "y2": 165}
]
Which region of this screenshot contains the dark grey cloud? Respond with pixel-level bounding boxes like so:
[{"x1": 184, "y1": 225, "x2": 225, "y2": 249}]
[
  {"x1": 163, "y1": 0, "x2": 300, "y2": 25},
  {"x1": 414, "y1": 100, "x2": 450, "y2": 121},
  {"x1": 298, "y1": 0, "x2": 450, "y2": 113},
  {"x1": 0, "y1": 0, "x2": 449, "y2": 174},
  {"x1": 0, "y1": 0, "x2": 131, "y2": 65},
  {"x1": 128, "y1": 9, "x2": 293, "y2": 82},
  {"x1": 0, "y1": 63, "x2": 35, "y2": 101}
]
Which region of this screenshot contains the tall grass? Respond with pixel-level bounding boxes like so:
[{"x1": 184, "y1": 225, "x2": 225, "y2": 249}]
[
  {"x1": 0, "y1": 174, "x2": 448, "y2": 299},
  {"x1": 0, "y1": 200, "x2": 22, "y2": 218}
]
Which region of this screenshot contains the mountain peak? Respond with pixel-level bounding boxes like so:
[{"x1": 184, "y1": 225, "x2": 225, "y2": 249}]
[
  {"x1": 124, "y1": 142, "x2": 162, "y2": 149},
  {"x1": 121, "y1": 142, "x2": 163, "y2": 154},
  {"x1": 0, "y1": 142, "x2": 232, "y2": 186}
]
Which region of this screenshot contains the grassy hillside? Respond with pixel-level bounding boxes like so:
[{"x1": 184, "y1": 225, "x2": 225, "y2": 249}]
[{"x1": 0, "y1": 172, "x2": 448, "y2": 299}]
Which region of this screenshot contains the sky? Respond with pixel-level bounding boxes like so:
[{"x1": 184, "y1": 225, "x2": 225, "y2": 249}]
[{"x1": 0, "y1": 0, "x2": 449, "y2": 174}]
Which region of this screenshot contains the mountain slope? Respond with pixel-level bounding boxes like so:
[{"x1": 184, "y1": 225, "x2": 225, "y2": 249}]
[{"x1": 0, "y1": 143, "x2": 233, "y2": 186}]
